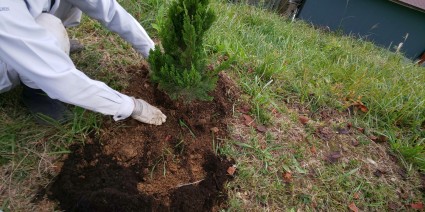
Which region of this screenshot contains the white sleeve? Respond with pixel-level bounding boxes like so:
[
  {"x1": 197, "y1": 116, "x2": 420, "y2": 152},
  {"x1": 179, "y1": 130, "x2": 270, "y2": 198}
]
[
  {"x1": 0, "y1": 0, "x2": 134, "y2": 121},
  {"x1": 64, "y1": 0, "x2": 155, "y2": 58}
]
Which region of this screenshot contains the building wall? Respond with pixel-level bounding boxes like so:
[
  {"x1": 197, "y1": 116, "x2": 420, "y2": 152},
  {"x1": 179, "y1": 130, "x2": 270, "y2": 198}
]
[{"x1": 298, "y1": 0, "x2": 425, "y2": 59}]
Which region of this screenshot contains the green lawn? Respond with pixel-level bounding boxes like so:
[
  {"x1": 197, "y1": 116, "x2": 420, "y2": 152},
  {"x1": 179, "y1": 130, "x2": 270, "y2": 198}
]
[{"x1": 1, "y1": 0, "x2": 424, "y2": 211}]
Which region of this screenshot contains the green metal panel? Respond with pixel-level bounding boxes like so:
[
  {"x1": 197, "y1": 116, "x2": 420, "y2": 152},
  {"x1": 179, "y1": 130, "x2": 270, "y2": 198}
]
[{"x1": 298, "y1": 0, "x2": 425, "y2": 59}]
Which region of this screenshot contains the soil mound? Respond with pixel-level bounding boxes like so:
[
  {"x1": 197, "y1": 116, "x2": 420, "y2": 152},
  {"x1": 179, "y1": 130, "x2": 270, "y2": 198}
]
[{"x1": 47, "y1": 64, "x2": 238, "y2": 211}]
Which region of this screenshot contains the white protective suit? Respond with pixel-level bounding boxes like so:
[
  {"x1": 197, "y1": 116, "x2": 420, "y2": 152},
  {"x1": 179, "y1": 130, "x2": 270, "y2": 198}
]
[{"x1": 0, "y1": 0, "x2": 155, "y2": 121}]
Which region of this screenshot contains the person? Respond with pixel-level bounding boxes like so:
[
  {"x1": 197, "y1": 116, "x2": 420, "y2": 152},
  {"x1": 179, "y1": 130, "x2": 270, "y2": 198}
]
[{"x1": 0, "y1": 0, "x2": 166, "y2": 125}]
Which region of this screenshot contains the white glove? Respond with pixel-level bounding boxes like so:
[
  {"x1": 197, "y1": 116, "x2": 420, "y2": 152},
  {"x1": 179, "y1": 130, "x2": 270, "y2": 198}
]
[{"x1": 131, "y1": 98, "x2": 166, "y2": 125}]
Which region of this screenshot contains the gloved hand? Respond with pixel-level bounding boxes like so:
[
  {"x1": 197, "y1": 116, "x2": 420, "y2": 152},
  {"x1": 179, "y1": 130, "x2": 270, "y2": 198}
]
[{"x1": 131, "y1": 98, "x2": 167, "y2": 125}]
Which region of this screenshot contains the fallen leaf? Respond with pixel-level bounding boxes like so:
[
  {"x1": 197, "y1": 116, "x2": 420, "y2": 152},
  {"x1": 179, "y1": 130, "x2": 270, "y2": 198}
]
[
  {"x1": 325, "y1": 151, "x2": 342, "y2": 163},
  {"x1": 222, "y1": 55, "x2": 229, "y2": 61},
  {"x1": 348, "y1": 202, "x2": 359, "y2": 212},
  {"x1": 353, "y1": 192, "x2": 360, "y2": 200},
  {"x1": 369, "y1": 135, "x2": 378, "y2": 142},
  {"x1": 315, "y1": 127, "x2": 333, "y2": 141},
  {"x1": 239, "y1": 105, "x2": 250, "y2": 114},
  {"x1": 256, "y1": 125, "x2": 267, "y2": 133},
  {"x1": 373, "y1": 169, "x2": 386, "y2": 177},
  {"x1": 310, "y1": 146, "x2": 317, "y2": 154},
  {"x1": 210, "y1": 127, "x2": 219, "y2": 133},
  {"x1": 347, "y1": 123, "x2": 353, "y2": 128},
  {"x1": 337, "y1": 128, "x2": 350, "y2": 134},
  {"x1": 271, "y1": 108, "x2": 282, "y2": 118},
  {"x1": 232, "y1": 135, "x2": 243, "y2": 141},
  {"x1": 242, "y1": 114, "x2": 255, "y2": 127},
  {"x1": 358, "y1": 104, "x2": 368, "y2": 113},
  {"x1": 377, "y1": 135, "x2": 388, "y2": 143},
  {"x1": 283, "y1": 172, "x2": 292, "y2": 183},
  {"x1": 356, "y1": 127, "x2": 365, "y2": 133},
  {"x1": 388, "y1": 202, "x2": 399, "y2": 210},
  {"x1": 400, "y1": 191, "x2": 409, "y2": 199},
  {"x1": 207, "y1": 64, "x2": 214, "y2": 71},
  {"x1": 242, "y1": 114, "x2": 252, "y2": 121},
  {"x1": 370, "y1": 135, "x2": 388, "y2": 143},
  {"x1": 53, "y1": 162, "x2": 64, "y2": 174},
  {"x1": 350, "y1": 99, "x2": 369, "y2": 113},
  {"x1": 165, "y1": 135, "x2": 172, "y2": 142},
  {"x1": 227, "y1": 166, "x2": 236, "y2": 176},
  {"x1": 351, "y1": 140, "x2": 360, "y2": 147},
  {"x1": 397, "y1": 168, "x2": 408, "y2": 179},
  {"x1": 197, "y1": 118, "x2": 207, "y2": 125},
  {"x1": 411, "y1": 202, "x2": 424, "y2": 209},
  {"x1": 299, "y1": 116, "x2": 309, "y2": 125}
]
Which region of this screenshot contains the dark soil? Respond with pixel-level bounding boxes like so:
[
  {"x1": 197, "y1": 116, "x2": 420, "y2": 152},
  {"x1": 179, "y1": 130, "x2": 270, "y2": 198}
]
[{"x1": 46, "y1": 63, "x2": 239, "y2": 211}]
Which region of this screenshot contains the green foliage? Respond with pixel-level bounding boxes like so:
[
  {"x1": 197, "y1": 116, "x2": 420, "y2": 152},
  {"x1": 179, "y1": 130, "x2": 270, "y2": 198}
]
[{"x1": 149, "y1": 0, "x2": 217, "y2": 101}]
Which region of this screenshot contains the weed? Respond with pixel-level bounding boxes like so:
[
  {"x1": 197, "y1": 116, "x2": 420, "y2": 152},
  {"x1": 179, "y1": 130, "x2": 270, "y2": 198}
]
[
  {"x1": 179, "y1": 119, "x2": 196, "y2": 138},
  {"x1": 172, "y1": 138, "x2": 186, "y2": 155}
]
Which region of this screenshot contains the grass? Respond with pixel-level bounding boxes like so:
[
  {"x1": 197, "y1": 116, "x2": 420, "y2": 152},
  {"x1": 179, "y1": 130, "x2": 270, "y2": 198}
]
[
  {"x1": 0, "y1": 89, "x2": 102, "y2": 211},
  {"x1": 205, "y1": 1, "x2": 425, "y2": 169},
  {"x1": 0, "y1": 0, "x2": 424, "y2": 211},
  {"x1": 205, "y1": 0, "x2": 424, "y2": 210},
  {"x1": 221, "y1": 108, "x2": 424, "y2": 210}
]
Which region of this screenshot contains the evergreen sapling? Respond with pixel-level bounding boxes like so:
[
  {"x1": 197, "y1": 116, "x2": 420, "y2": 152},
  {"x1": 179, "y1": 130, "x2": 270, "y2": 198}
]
[{"x1": 148, "y1": 0, "x2": 217, "y2": 101}]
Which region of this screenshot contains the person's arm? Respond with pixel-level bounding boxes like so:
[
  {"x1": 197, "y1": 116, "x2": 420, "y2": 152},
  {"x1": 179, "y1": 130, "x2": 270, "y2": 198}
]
[
  {"x1": 64, "y1": 0, "x2": 155, "y2": 58},
  {"x1": 0, "y1": 0, "x2": 134, "y2": 121}
]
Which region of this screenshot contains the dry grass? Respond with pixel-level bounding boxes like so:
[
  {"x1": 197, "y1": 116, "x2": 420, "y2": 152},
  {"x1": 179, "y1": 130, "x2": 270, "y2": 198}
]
[
  {"x1": 222, "y1": 95, "x2": 423, "y2": 210},
  {"x1": 0, "y1": 142, "x2": 57, "y2": 211}
]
